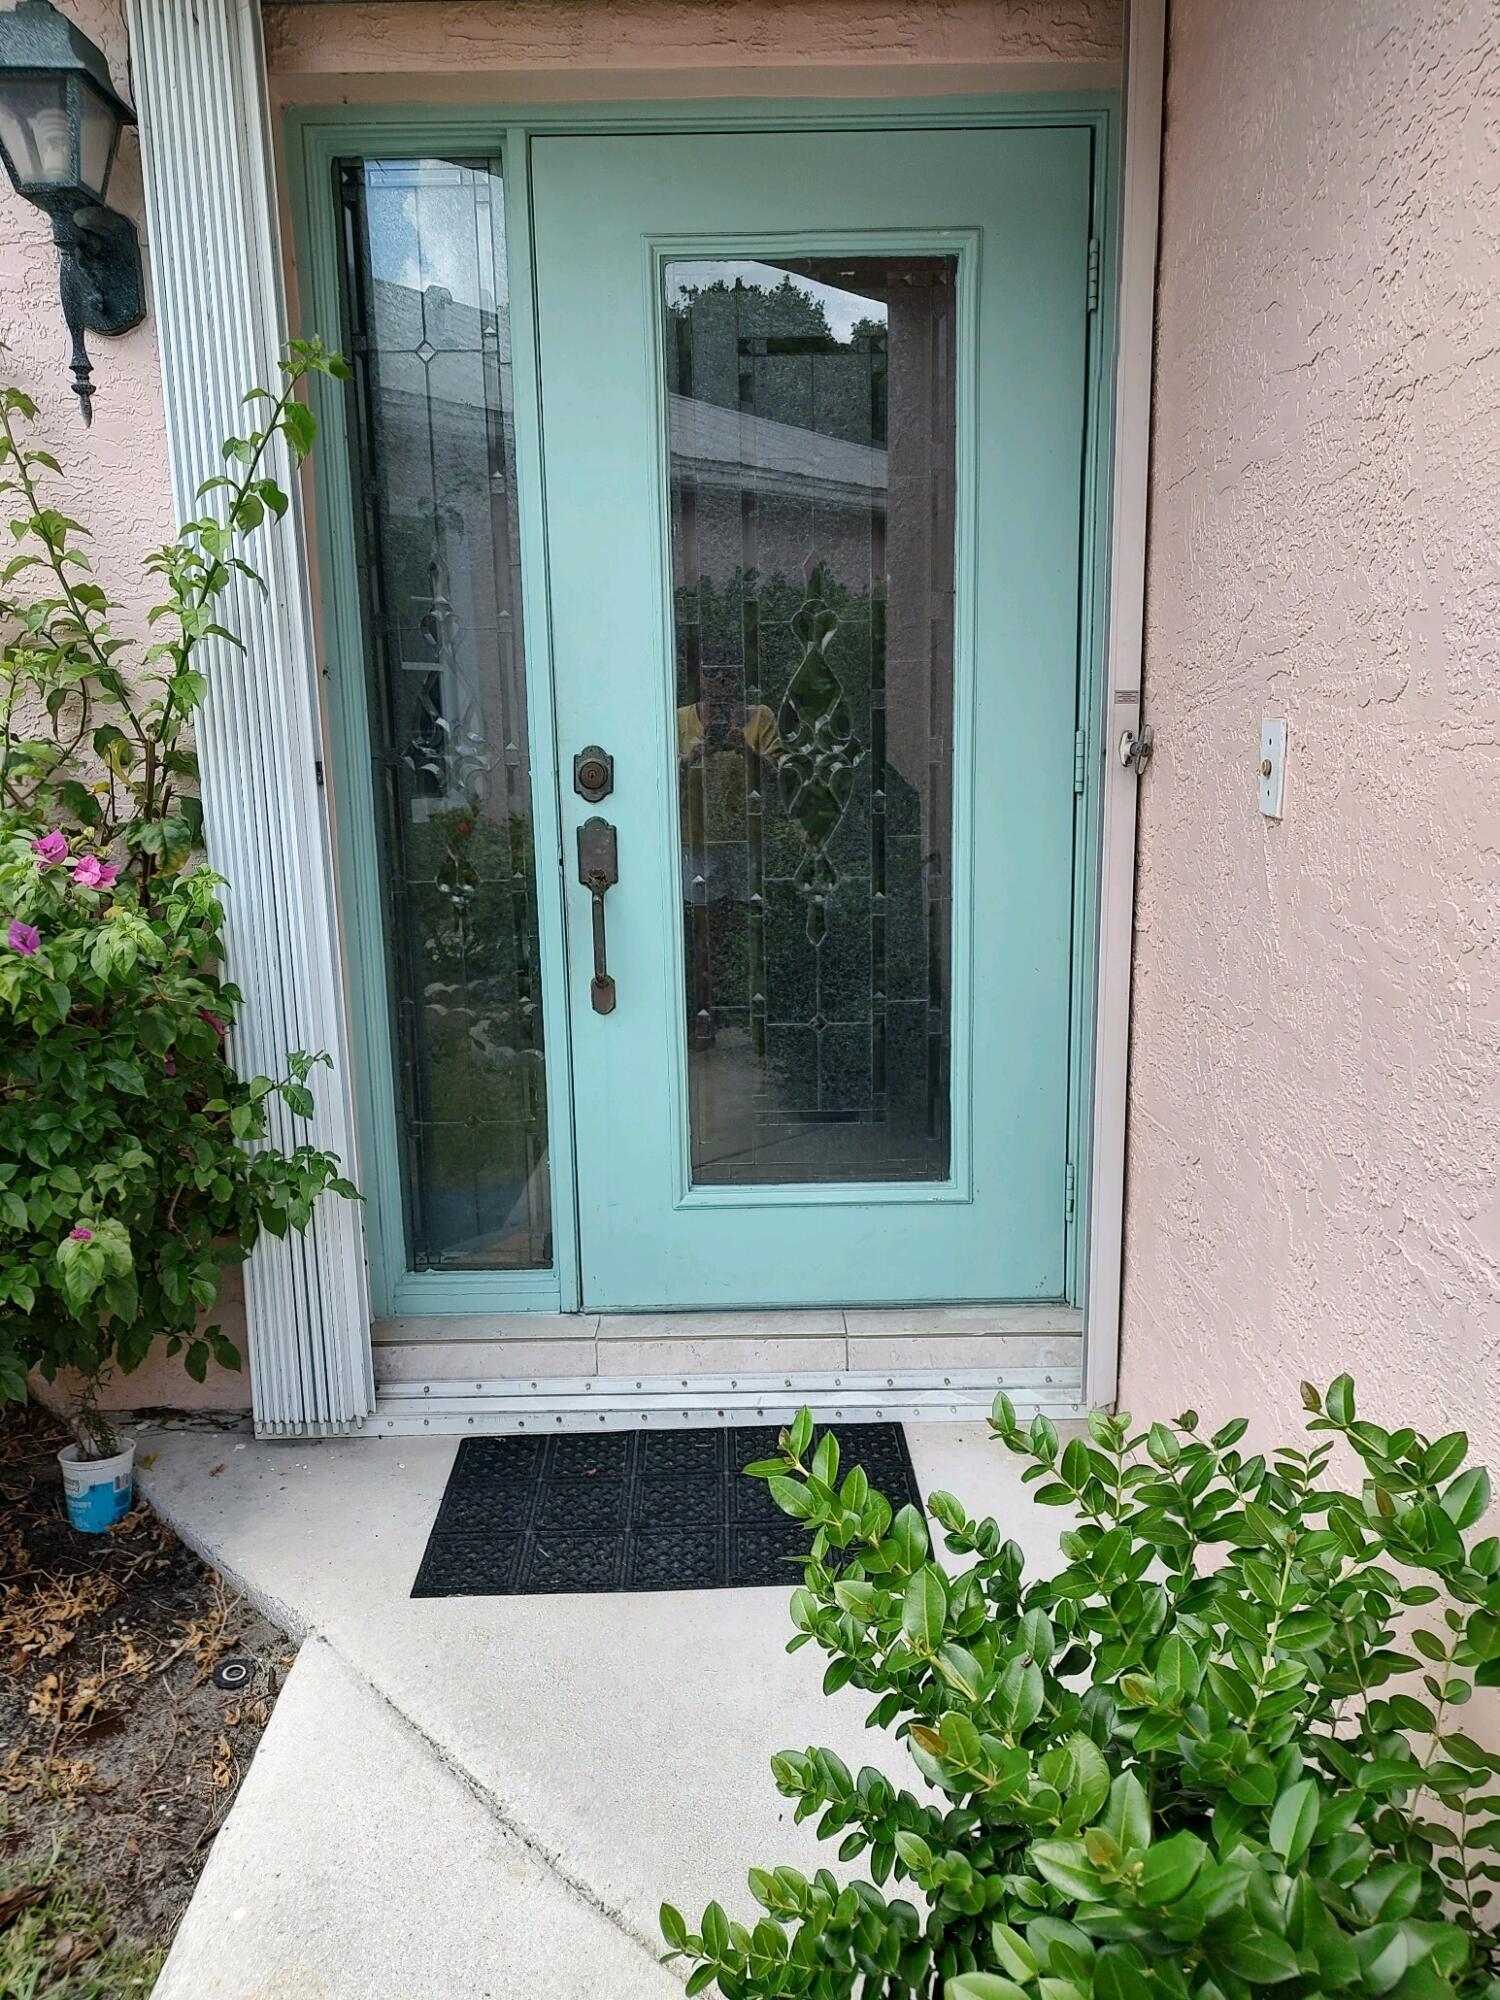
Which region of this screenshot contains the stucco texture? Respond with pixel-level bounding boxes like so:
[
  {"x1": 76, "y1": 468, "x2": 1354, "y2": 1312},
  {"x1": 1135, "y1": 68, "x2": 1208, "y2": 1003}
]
[
  {"x1": 0, "y1": 0, "x2": 173, "y2": 637},
  {"x1": 263, "y1": 0, "x2": 1121, "y2": 96},
  {"x1": 1119, "y1": 0, "x2": 1500, "y2": 1461}
]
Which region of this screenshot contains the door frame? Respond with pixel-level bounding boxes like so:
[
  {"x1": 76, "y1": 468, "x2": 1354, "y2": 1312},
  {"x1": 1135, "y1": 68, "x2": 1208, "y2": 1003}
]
[{"x1": 285, "y1": 86, "x2": 1137, "y2": 1367}]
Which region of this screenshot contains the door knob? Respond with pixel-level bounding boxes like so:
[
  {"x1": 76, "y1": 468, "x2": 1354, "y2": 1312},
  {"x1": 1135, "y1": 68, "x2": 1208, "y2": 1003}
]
[{"x1": 576, "y1": 815, "x2": 619, "y2": 1014}]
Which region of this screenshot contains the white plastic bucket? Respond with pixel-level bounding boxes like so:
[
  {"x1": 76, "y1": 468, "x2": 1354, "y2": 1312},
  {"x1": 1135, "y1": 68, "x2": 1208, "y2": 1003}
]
[{"x1": 58, "y1": 1439, "x2": 135, "y2": 1533}]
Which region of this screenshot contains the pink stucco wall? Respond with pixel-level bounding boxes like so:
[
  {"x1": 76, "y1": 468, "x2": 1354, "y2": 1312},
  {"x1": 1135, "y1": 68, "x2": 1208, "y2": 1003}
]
[
  {"x1": 264, "y1": 0, "x2": 1121, "y2": 100},
  {"x1": 0, "y1": 0, "x2": 172, "y2": 634},
  {"x1": 1118, "y1": 0, "x2": 1500, "y2": 1459}
]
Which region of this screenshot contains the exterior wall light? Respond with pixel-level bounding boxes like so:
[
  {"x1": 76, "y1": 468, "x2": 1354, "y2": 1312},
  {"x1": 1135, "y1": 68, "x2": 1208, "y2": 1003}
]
[{"x1": 0, "y1": 0, "x2": 144, "y2": 422}]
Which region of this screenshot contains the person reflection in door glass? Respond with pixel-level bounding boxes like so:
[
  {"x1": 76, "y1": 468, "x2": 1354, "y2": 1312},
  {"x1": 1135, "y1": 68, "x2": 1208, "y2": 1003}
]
[{"x1": 678, "y1": 648, "x2": 780, "y2": 1049}]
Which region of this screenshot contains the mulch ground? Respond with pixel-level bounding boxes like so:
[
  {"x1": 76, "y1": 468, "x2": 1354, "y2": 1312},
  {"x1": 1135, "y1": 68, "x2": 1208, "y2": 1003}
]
[{"x1": 0, "y1": 1400, "x2": 290, "y2": 1967}]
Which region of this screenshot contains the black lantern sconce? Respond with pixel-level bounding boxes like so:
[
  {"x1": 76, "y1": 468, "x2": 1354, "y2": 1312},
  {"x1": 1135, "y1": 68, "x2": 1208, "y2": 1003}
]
[{"x1": 0, "y1": 0, "x2": 144, "y2": 423}]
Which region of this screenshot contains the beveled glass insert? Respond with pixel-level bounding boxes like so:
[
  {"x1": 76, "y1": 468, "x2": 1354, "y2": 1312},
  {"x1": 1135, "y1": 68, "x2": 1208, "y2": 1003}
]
[
  {"x1": 665, "y1": 256, "x2": 957, "y2": 1186},
  {"x1": 338, "y1": 158, "x2": 549, "y2": 1269}
]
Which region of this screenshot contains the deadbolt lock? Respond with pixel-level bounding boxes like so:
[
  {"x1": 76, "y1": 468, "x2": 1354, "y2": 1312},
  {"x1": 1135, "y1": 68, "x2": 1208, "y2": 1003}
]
[{"x1": 573, "y1": 745, "x2": 614, "y2": 804}]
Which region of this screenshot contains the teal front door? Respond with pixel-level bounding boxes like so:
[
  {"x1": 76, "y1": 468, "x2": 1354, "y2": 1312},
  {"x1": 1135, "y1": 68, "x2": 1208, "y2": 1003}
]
[{"x1": 533, "y1": 127, "x2": 1091, "y2": 1311}]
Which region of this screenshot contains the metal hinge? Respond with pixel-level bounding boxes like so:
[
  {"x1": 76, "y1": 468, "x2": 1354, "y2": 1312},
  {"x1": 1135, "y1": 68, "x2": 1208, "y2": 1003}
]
[
  {"x1": 1073, "y1": 728, "x2": 1087, "y2": 795},
  {"x1": 1086, "y1": 238, "x2": 1101, "y2": 314},
  {"x1": 1065, "y1": 1161, "x2": 1077, "y2": 1223},
  {"x1": 314, "y1": 759, "x2": 325, "y2": 790}
]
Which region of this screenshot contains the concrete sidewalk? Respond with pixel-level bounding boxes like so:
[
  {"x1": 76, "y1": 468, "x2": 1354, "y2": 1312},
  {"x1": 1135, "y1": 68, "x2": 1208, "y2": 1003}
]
[
  {"x1": 139, "y1": 1420, "x2": 1070, "y2": 1996},
  {"x1": 155, "y1": 1637, "x2": 676, "y2": 1999}
]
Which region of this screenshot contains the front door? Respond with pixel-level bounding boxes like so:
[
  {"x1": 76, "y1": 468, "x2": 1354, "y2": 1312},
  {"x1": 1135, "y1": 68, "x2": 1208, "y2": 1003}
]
[{"x1": 532, "y1": 129, "x2": 1092, "y2": 1310}]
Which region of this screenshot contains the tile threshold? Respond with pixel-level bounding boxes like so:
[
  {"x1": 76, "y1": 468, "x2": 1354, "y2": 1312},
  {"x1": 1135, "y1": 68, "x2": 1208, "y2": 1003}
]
[{"x1": 373, "y1": 1303, "x2": 1081, "y2": 1346}]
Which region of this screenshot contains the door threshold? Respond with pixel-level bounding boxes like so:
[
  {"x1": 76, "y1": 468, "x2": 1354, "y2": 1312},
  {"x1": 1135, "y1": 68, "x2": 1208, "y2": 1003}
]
[
  {"x1": 372, "y1": 1302, "x2": 1082, "y2": 1345},
  {"x1": 372, "y1": 1362, "x2": 1083, "y2": 1436},
  {"x1": 368, "y1": 1305, "x2": 1083, "y2": 1432}
]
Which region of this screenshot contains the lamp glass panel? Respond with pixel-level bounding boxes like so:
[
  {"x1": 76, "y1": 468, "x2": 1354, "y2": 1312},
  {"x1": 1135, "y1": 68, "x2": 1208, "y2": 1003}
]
[
  {"x1": 0, "y1": 75, "x2": 70, "y2": 188},
  {"x1": 76, "y1": 76, "x2": 117, "y2": 198}
]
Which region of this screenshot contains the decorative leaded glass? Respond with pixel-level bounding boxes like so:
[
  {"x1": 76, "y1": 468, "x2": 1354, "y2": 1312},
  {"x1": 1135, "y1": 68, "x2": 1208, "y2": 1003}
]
[
  {"x1": 665, "y1": 255, "x2": 957, "y2": 1186},
  {"x1": 338, "y1": 157, "x2": 550, "y2": 1269}
]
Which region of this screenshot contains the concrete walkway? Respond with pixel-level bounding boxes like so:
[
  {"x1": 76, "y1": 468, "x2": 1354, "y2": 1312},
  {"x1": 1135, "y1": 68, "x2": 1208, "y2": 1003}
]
[{"x1": 139, "y1": 1420, "x2": 1070, "y2": 1997}]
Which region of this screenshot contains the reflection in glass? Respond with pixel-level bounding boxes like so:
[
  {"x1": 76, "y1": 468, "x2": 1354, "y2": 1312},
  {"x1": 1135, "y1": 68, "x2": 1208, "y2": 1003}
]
[
  {"x1": 339, "y1": 158, "x2": 549, "y2": 1269},
  {"x1": 666, "y1": 256, "x2": 957, "y2": 1186}
]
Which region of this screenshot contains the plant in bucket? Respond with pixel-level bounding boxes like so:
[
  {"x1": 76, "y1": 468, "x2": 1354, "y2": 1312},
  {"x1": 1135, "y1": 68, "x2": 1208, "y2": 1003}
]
[{"x1": 0, "y1": 343, "x2": 358, "y2": 1531}]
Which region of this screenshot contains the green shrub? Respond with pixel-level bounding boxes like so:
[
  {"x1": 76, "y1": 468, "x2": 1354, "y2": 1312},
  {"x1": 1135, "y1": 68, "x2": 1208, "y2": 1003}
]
[
  {"x1": 662, "y1": 1379, "x2": 1500, "y2": 2000},
  {"x1": 0, "y1": 344, "x2": 357, "y2": 1449}
]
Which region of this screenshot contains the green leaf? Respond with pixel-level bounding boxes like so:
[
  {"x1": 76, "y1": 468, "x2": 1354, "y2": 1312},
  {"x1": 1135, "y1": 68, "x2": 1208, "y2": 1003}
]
[
  {"x1": 990, "y1": 1924, "x2": 1037, "y2": 1981},
  {"x1": 833, "y1": 1579, "x2": 879, "y2": 1621},
  {"x1": 700, "y1": 1901, "x2": 730, "y2": 1958},
  {"x1": 1226, "y1": 1761, "x2": 1278, "y2": 1807},
  {"x1": 1217, "y1": 1931, "x2": 1302, "y2": 1983},
  {"x1": 1358, "y1": 1759, "x2": 1421, "y2": 1795},
  {"x1": 1441, "y1": 1466, "x2": 1490, "y2": 1530},
  {"x1": 889, "y1": 1503, "x2": 930, "y2": 1571},
  {"x1": 279, "y1": 398, "x2": 318, "y2": 463},
  {"x1": 934, "y1": 1642, "x2": 985, "y2": 1700},
  {"x1": 1093, "y1": 1951, "x2": 1156, "y2": 2000},
  {"x1": 1136, "y1": 1830, "x2": 1206, "y2": 1905},
  {"x1": 1422, "y1": 1432, "x2": 1469, "y2": 1483},
  {"x1": 1058, "y1": 1731, "x2": 1111, "y2": 1821},
  {"x1": 946, "y1": 1976, "x2": 1030, "y2": 2000},
  {"x1": 1101, "y1": 1772, "x2": 1150, "y2": 1855},
  {"x1": 1279, "y1": 1606, "x2": 1335, "y2": 1648},
  {"x1": 1353, "y1": 1925, "x2": 1410, "y2": 1994},
  {"x1": 660, "y1": 1903, "x2": 689, "y2": 1950},
  {"x1": 768, "y1": 1475, "x2": 817, "y2": 1521},
  {"x1": 1030, "y1": 1840, "x2": 1102, "y2": 1904},
  {"x1": 1268, "y1": 1779, "x2": 1320, "y2": 1865},
  {"x1": 810, "y1": 1429, "x2": 840, "y2": 1488},
  {"x1": 901, "y1": 1564, "x2": 949, "y2": 1649},
  {"x1": 1155, "y1": 1632, "x2": 1202, "y2": 1700}
]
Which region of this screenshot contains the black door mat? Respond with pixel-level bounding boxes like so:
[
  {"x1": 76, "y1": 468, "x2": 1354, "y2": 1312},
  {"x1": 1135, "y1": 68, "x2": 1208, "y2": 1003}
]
[{"x1": 410, "y1": 1422, "x2": 922, "y2": 1598}]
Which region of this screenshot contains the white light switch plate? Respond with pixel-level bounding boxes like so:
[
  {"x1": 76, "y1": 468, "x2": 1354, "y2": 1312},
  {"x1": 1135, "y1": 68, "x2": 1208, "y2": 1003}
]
[{"x1": 1259, "y1": 719, "x2": 1287, "y2": 818}]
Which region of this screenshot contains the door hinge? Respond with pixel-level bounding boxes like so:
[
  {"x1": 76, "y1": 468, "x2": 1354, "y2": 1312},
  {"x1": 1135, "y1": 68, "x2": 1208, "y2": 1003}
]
[
  {"x1": 1086, "y1": 237, "x2": 1101, "y2": 314},
  {"x1": 1065, "y1": 1161, "x2": 1078, "y2": 1223},
  {"x1": 314, "y1": 758, "x2": 325, "y2": 790},
  {"x1": 1073, "y1": 727, "x2": 1087, "y2": 795}
]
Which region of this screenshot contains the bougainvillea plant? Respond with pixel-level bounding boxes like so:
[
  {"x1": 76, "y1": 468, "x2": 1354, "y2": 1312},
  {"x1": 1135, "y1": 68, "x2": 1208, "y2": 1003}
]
[
  {"x1": 0, "y1": 342, "x2": 357, "y2": 1453},
  {"x1": 662, "y1": 1377, "x2": 1500, "y2": 2000}
]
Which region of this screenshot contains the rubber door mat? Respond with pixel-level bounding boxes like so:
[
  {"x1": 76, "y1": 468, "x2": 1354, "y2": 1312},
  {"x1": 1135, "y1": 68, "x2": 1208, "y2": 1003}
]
[{"x1": 410, "y1": 1422, "x2": 922, "y2": 1597}]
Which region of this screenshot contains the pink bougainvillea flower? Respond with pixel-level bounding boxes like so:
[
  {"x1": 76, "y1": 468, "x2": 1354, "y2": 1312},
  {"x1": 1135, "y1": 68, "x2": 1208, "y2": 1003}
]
[
  {"x1": 73, "y1": 853, "x2": 119, "y2": 889},
  {"x1": 198, "y1": 1008, "x2": 227, "y2": 1039},
  {"x1": 31, "y1": 830, "x2": 68, "y2": 866},
  {"x1": 69, "y1": 1226, "x2": 94, "y2": 1242},
  {"x1": 7, "y1": 918, "x2": 39, "y2": 956}
]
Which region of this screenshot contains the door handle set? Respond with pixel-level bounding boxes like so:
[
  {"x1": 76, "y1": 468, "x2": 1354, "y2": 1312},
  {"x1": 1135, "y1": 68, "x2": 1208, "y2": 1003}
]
[
  {"x1": 573, "y1": 744, "x2": 619, "y2": 1015},
  {"x1": 576, "y1": 815, "x2": 618, "y2": 1015}
]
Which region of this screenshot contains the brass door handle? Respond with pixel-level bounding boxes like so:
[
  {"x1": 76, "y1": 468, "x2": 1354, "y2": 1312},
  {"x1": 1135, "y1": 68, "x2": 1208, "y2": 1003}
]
[{"x1": 576, "y1": 816, "x2": 618, "y2": 1014}]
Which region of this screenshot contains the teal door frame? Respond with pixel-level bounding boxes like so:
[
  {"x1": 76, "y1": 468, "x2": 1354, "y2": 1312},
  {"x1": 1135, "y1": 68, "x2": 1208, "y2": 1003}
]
[{"x1": 286, "y1": 93, "x2": 1120, "y2": 1322}]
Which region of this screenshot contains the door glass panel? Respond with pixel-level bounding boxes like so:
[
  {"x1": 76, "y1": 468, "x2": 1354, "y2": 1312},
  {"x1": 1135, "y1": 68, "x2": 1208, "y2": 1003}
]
[
  {"x1": 338, "y1": 157, "x2": 550, "y2": 1269},
  {"x1": 665, "y1": 256, "x2": 957, "y2": 1186}
]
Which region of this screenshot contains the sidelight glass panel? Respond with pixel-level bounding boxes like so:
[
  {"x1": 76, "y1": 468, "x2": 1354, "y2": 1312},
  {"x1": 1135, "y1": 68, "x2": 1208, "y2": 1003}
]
[
  {"x1": 338, "y1": 158, "x2": 549, "y2": 1270},
  {"x1": 665, "y1": 255, "x2": 957, "y2": 1186}
]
